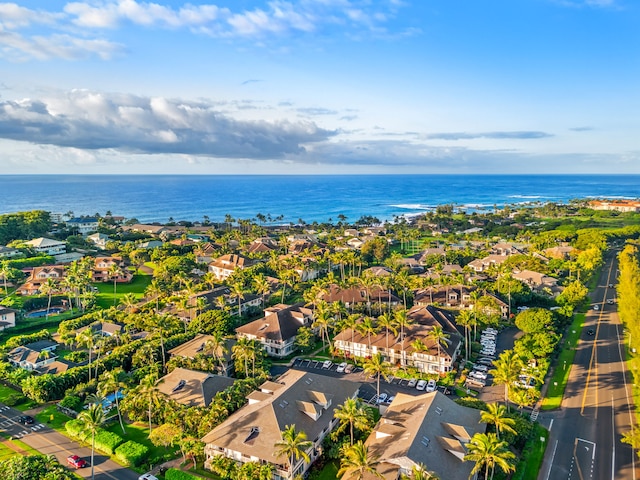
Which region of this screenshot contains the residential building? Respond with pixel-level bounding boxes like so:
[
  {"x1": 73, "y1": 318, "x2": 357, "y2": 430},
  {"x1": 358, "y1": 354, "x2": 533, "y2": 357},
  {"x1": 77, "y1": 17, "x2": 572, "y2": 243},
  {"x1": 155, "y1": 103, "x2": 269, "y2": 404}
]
[
  {"x1": 589, "y1": 199, "x2": 640, "y2": 212},
  {"x1": 156, "y1": 367, "x2": 234, "y2": 407},
  {"x1": 321, "y1": 284, "x2": 400, "y2": 311},
  {"x1": 202, "y1": 369, "x2": 360, "y2": 479},
  {"x1": 66, "y1": 217, "x2": 99, "y2": 235},
  {"x1": 87, "y1": 233, "x2": 109, "y2": 249},
  {"x1": 364, "y1": 392, "x2": 483, "y2": 480},
  {"x1": 7, "y1": 340, "x2": 58, "y2": 371},
  {"x1": 25, "y1": 237, "x2": 66, "y2": 256},
  {"x1": 208, "y1": 254, "x2": 255, "y2": 281},
  {"x1": 169, "y1": 333, "x2": 236, "y2": 376},
  {"x1": 77, "y1": 321, "x2": 124, "y2": 338},
  {"x1": 512, "y1": 269, "x2": 559, "y2": 292},
  {"x1": 0, "y1": 307, "x2": 17, "y2": 331},
  {"x1": 333, "y1": 305, "x2": 462, "y2": 374},
  {"x1": 0, "y1": 245, "x2": 21, "y2": 258},
  {"x1": 18, "y1": 265, "x2": 65, "y2": 296},
  {"x1": 235, "y1": 303, "x2": 313, "y2": 358},
  {"x1": 91, "y1": 257, "x2": 133, "y2": 283},
  {"x1": 414, "y1": 286, "x2": 475, "y2": 310}
]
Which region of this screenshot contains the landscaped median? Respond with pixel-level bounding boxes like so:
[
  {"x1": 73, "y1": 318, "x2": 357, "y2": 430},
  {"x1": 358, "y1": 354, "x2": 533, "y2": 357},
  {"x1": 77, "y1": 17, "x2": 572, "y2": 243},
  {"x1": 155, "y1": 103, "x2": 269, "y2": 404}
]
[{"x1": 541, "y1": 313, "x2": 586, "y2": 410}]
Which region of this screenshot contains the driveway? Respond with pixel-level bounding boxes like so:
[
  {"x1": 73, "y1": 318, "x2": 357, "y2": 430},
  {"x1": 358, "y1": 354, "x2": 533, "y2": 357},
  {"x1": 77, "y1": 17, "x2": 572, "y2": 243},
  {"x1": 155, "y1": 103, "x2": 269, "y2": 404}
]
[{"x1": 0, "y1": 403, "x2": 140, "y2": 480}]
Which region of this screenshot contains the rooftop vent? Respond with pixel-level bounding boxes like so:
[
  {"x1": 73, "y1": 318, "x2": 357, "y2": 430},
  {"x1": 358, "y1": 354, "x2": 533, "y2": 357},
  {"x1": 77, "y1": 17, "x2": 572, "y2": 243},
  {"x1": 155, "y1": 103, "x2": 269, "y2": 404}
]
[
  {"x1": 421, "y1": 436, "x2": 430, "y2": 447},
  {"x1": 172, "y1": 380, "x2": 186, "y2": 393},
  {"x1": 196, "y1": 343, "x2": 205, "y2": 352},
  {"x1": 244, "y1": 426, "x2": 260, "y2": 443},
  {"x1": 435, "y1": 407, "x2": 443, "y2": 415}
]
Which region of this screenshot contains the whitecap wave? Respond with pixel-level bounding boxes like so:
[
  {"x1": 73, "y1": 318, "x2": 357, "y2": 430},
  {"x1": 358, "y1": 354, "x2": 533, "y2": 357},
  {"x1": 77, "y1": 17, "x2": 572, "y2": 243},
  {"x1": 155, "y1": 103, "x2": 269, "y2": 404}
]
[
  {"x1": 389, "y1": 204, "x2": 433, "y2": 210},
  {"x1": 507, "y1": 195, "x2": 544, "y2": 199}
]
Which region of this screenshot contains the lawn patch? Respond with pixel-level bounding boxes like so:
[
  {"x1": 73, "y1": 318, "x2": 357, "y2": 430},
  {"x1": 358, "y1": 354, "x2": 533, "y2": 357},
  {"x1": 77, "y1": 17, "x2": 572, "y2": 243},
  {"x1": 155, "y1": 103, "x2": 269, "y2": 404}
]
[
  {"x1": 512, "y1": 423, "x2": 549, "y2": 480},
  {"x1": 93, "y1": 274, "x2": 152, "y2": 309}
]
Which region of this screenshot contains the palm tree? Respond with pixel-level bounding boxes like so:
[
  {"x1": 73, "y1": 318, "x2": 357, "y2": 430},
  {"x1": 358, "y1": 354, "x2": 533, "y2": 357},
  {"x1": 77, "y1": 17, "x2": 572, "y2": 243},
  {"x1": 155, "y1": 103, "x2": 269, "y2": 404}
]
[
  {"x1": 464, "y1": 432, "x2": 515, "y2": 480},
  {"x1": 393, "y1": 309, "x2": 413, "y2": 367},
  {"x1": 274, "y1": 425, "x2": 312, "y2": 479},
  {"x1": 39, "y1": 277, "x2": 58, "y2": 319},
  {"x1": 356, "y1": 316, "x2": 378, "y2": 353},
  {"x1": 205, "y1": 331, "x2": 228, "y2": 373},
  {"x1": 312, "y1": 301, "x2": 333, "y2": 352},
  {"x1": 231, "y1": 281, "x2": 245, "y2": 317},
  {"x1": 480, "y1": 403, "x2": 516, "y2": 440},
  {"x1": 338, "y1": 441, "x2": 383, "y2": 480},
  {"x1": 400, "y1": 464, "x2": 440, "y2": 480},
  {"x1": 456, "y1": 309, "x2": 474, "y2": 364},
  {"x1": 363, "y1": 353, "x2": 392, "y2": 398},
  {"x1": 489, "y1": 350, "x2": 523, "y2": 412},
  {"x1": 108, "y1": 262, "x2": 124, "y2": 307},
  {"x1": 145, "y1": 279, "x2": 164, "y2": 313},
  {"x1": 253, "y1": 274, "x2": 271, "y2": 307},
  {"x1": 76, "y1": 328, "x2": 98, "y2": 382},
  {"x1": 136, "y1": 373, "x2": 159, "y2": 433},
  {"x1": 233, "y1": 337, "x2": 257, "y2": 377},
  {"x1": 98, "y1": 368, "x2": 128, "y2": 435},
  {"x1": 120, "y1": 292, "x2": 138, "y2": 314},
  {"x1": 334, "y1": 398, "x2": 371, "y2": 445},
  {"x1": 0, "y1": 260, "x2": 10, "y2": 296},
  {"x1": 427, "y1": 325, "x2": 450, "y2": 374},
  {"x1": 77, "y1": 403, "x2": 105, "y2": 480},
  {"x1": 377, "y1": 312, "x2": 397, "y2": 357}
]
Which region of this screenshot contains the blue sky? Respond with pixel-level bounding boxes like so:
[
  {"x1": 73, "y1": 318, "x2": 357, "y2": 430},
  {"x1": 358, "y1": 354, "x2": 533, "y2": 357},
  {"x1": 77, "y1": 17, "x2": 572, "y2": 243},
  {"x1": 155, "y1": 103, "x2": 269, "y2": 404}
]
[{"x1": 0, "y1": 0, "x2": 638, "y2": 174}]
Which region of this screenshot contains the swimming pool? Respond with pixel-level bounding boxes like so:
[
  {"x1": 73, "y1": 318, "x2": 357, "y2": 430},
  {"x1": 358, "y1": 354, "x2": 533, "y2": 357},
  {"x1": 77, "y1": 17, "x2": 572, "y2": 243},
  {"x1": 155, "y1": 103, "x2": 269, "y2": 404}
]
[{"x1": 25, "y1": 307, "x2": 65, "y2": 318}]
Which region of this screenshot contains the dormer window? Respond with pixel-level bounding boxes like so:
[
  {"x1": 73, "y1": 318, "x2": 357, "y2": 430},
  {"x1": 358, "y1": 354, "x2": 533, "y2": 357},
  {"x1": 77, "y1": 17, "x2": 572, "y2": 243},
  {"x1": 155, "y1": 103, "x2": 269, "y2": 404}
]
[{"x1": 172, "y1": 380, "x2": 186, "y2": 392}]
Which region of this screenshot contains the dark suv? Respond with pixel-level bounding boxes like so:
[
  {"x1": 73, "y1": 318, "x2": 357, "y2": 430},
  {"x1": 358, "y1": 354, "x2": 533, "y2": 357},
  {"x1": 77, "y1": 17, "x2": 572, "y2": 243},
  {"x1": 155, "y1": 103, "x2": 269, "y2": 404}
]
[{"x1": 18, "y1": 415, "x2": 34, "y2": 425}]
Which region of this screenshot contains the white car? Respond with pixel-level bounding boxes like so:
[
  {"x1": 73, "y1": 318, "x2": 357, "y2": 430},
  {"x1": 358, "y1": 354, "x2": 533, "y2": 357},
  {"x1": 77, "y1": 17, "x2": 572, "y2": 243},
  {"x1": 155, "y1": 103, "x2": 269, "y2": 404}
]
[
  {"x1": 376, "y1": 393, "x2": 388, "y2": 404},
  {"x1": 426, "y1": 379, "x2": 437, "y2": 392},
  {"x1": 322, "y1": 360, "x2": 332, "y2": 369},
  {"x1": 336, "y1": 362, "x2": 348, "y2": 373},
  {"x1": 594, "y1": 305, "x2": 600, "y2": 311},
  {"x1": 473, "y1": 365, "x2": 489, "y2": 372},
  {"x1": 139, "y1": 475, "x2": 159, "y2": 480},
  {"x1": 407, "y1": 378, "x2": 418, "y2": 388},
  {"x1": 469, "y1": 371, "x2": 488, "y2": 381},
  {"x1": 416, "y1": 380, "x2": 427, "y2": 391}
]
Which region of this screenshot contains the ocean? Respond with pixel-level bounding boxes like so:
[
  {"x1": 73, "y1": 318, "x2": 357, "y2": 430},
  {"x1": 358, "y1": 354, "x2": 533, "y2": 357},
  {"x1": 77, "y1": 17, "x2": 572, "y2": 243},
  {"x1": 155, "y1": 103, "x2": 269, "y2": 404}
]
[{"x1": 0, "y1": 174, "x2": 638, "y2": 225}]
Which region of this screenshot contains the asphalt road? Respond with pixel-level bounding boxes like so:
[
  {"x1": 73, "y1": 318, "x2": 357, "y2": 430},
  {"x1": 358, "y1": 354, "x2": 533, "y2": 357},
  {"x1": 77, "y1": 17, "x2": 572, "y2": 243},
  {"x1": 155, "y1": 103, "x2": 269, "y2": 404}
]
[
  {"x1": 539, "y1": 250, "x2": 637, "y2": 480},
  {"x1": 0, "y1": 404, "x2": 140, "y2": 480}
]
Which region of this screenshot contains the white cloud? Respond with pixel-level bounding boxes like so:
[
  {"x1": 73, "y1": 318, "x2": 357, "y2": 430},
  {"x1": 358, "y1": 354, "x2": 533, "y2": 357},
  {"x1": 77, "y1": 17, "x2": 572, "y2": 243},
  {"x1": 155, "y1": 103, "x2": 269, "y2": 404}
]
[{"x1": 0, "y1": 89, "x2": 336, "y2": 158}]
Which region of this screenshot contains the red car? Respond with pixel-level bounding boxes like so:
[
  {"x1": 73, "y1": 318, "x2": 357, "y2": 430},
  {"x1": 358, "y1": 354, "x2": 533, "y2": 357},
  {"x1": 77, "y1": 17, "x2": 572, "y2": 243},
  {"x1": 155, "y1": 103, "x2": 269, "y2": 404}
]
[{"x1": 67, "y1": 455, "x2": 89, "y2": 469}]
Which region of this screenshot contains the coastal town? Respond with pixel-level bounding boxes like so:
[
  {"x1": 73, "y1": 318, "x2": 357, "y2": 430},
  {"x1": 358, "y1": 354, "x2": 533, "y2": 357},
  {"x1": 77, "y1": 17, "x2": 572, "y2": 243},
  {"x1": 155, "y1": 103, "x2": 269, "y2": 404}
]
[{"x1": 0, "y1": 198, "x2": 638, "y2": 480}]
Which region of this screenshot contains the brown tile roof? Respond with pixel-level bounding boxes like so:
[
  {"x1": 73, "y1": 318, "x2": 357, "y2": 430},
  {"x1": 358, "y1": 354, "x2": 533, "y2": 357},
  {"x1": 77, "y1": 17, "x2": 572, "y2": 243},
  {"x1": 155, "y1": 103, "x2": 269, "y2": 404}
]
[
  {"x1": 202, "y1": 369, "x2": 360, "y2": 468},
  {"x1": 235, "y1": 303, "x2": 313, "y2": 342},
  {"x1": 364, "y1": 392, "x2": 483, "y2": 480},
  {"x1": 156, "y1": 367, "x2": 234, "y2": 407}
]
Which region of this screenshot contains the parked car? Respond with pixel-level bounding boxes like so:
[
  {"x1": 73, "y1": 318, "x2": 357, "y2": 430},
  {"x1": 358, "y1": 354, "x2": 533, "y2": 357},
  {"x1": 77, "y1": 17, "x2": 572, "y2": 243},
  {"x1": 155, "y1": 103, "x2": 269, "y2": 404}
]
[
  {"x1": 67, "y1": 455, "x2": 89, "y2": 469},
  {"x1": 376, "y1": 393, "x2": 388, "y2": 404},
  {"x1": 469, "y1": 371, "x2": 488, "y2": 381},
  {"x1": 477, "y1": 358, "x2": 494, "y2": 366},
  {"x1": 387, "y1": 395, "x2": 395, "y2": 403},
  {"x1": 322, "y1": 360, "x2": 332, "y2": 369},
  {"x1": 18, "y1": 415, "x2": 34, "y2": 425},
  {"x1": 416, "y1": 380, "x2": 427, "y2": 391},
  {"x1": 138, "y1": 475, "x2": 159, "y2": 480},
  {"x1": 344, "y1": 364, "x2": 354, "y2": 374},
  {"x1": 609, "y1": 283, "x2": 614, "y2": 288},
  {"x1": 336, "y1": 362, "x2": 348, "y2": 373},
  {"x1": 587, "y1": 329, "x2": 595, "y2": 336},
  {"x1": 607, "y1": 299, "x2": 614, "y2": 304},
  {"x1": 594, "y1": 305, "x2": 600, "y2": 311},
  {"x1": 426, "y1": 379, "x2": 437, "y2": 392},
  {"x1": 407, "y1": 378, "x2": 418, "y2": 388},
  {"x1": 473, "y1": 365, "x2": 489, "y2": 372}
]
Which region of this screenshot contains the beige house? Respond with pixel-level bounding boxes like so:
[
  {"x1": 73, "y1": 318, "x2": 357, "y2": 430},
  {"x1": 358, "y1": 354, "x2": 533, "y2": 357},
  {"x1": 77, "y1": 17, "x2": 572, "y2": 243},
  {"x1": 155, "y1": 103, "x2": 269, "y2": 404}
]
[
  {"x1": 235, "y1": 304, "x2": 313, "y2": 358},
  {"x1": 25, "y1": 237, "x2": 66, "y2": 255},
  {"x1": 0, "y1": 307, "x2": 17, "y2": 331},
  {"x1": 202, "y1": 369, "x2": 360, "y2": 479},
  {"x1": 208, "y1": 254, "x2": 255, "y2": 280},
  {"x1": 363, "y1": 392, "x2": 483, "y2": 480},
  {"x1": 169, "y1": 333, "x2": 236, "y2": 376},
  {"x1": 156, "y1": 367, "x2": 234, "y2": 407},
  {"x1": 333, "y1": 305, "x2": 462, "y2": 374}
]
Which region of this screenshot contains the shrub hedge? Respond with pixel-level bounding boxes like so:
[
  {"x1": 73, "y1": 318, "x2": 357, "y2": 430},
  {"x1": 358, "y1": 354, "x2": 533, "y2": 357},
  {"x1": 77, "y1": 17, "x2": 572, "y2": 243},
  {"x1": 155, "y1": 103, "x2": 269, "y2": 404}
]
[
  {"x1": 115, "y1": 440, "x2": 149, "y2": 466},
  {"x1": 65, "y1": 419, "x2": 87, "y2": 440},
  {"x1": 94, "y1": 430, "x2": 124, "y2": 455}
]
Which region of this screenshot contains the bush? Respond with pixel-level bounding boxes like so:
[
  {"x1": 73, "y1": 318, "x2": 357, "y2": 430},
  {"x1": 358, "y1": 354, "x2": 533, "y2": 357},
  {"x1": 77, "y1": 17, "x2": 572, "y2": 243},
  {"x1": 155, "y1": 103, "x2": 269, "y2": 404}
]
[
  {"x1": 115, "y1": 440, "x2": 149, "y2": 466},
  {"x1": 2, "y1": 392, "x2": 27, "y2": 407},
  {"x1": 59, "y1": 394, "x2": 83, "y2": 412},
  {"x1": 165, "y1": 469, "x2": 201, "y2": 480},
  {"x1": 65, "y1": 419, "x2": 88, "y2": 440},
  {"x1": 455, "y1": 397, "x2": 488, "y2": 410},
  {"x1": 94, "y1": 430, "x2": 124, "y2": 455}
]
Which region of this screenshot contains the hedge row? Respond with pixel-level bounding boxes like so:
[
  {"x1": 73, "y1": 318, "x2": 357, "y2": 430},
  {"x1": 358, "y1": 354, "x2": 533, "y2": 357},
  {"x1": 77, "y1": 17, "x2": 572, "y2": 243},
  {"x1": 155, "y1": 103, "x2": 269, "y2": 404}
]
[
  {"x1": 165, "y1": 468, "x2": 201, "y2": 480},
  {"x1": 65, "y1": 419, "x2": 130, "y2": 456},
  {"x1": 3, "y1": 255, "x2": 55, "y2": 269},
  {"x1": 115, "y1": 440, "x2": 149, "y2": 466},
  {"x1": 4, "y1": 329, "x2": 52, "y2": 350}
]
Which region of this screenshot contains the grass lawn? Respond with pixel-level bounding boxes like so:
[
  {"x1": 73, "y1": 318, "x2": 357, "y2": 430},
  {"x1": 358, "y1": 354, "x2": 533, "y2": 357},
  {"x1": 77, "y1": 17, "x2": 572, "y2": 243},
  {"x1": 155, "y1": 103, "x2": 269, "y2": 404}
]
[
  {"x1": 541, "y1": 313, "x2": 585, "y2": 410},
  {"x1": 35, "y1": 404, "x2": 72, "y2": 430},
  {"x1": 94, "y1": 274, "x2": 152, "y2": 309},
  {"x1": 0, "y1": 435, "x2": 41, "y2": 461},
  {"x1": 309, "y1": 460, "x2": 339, "y2": 480},
  {"x1": 0, "y1": 384, "x2": 39, "y2": 411}
]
